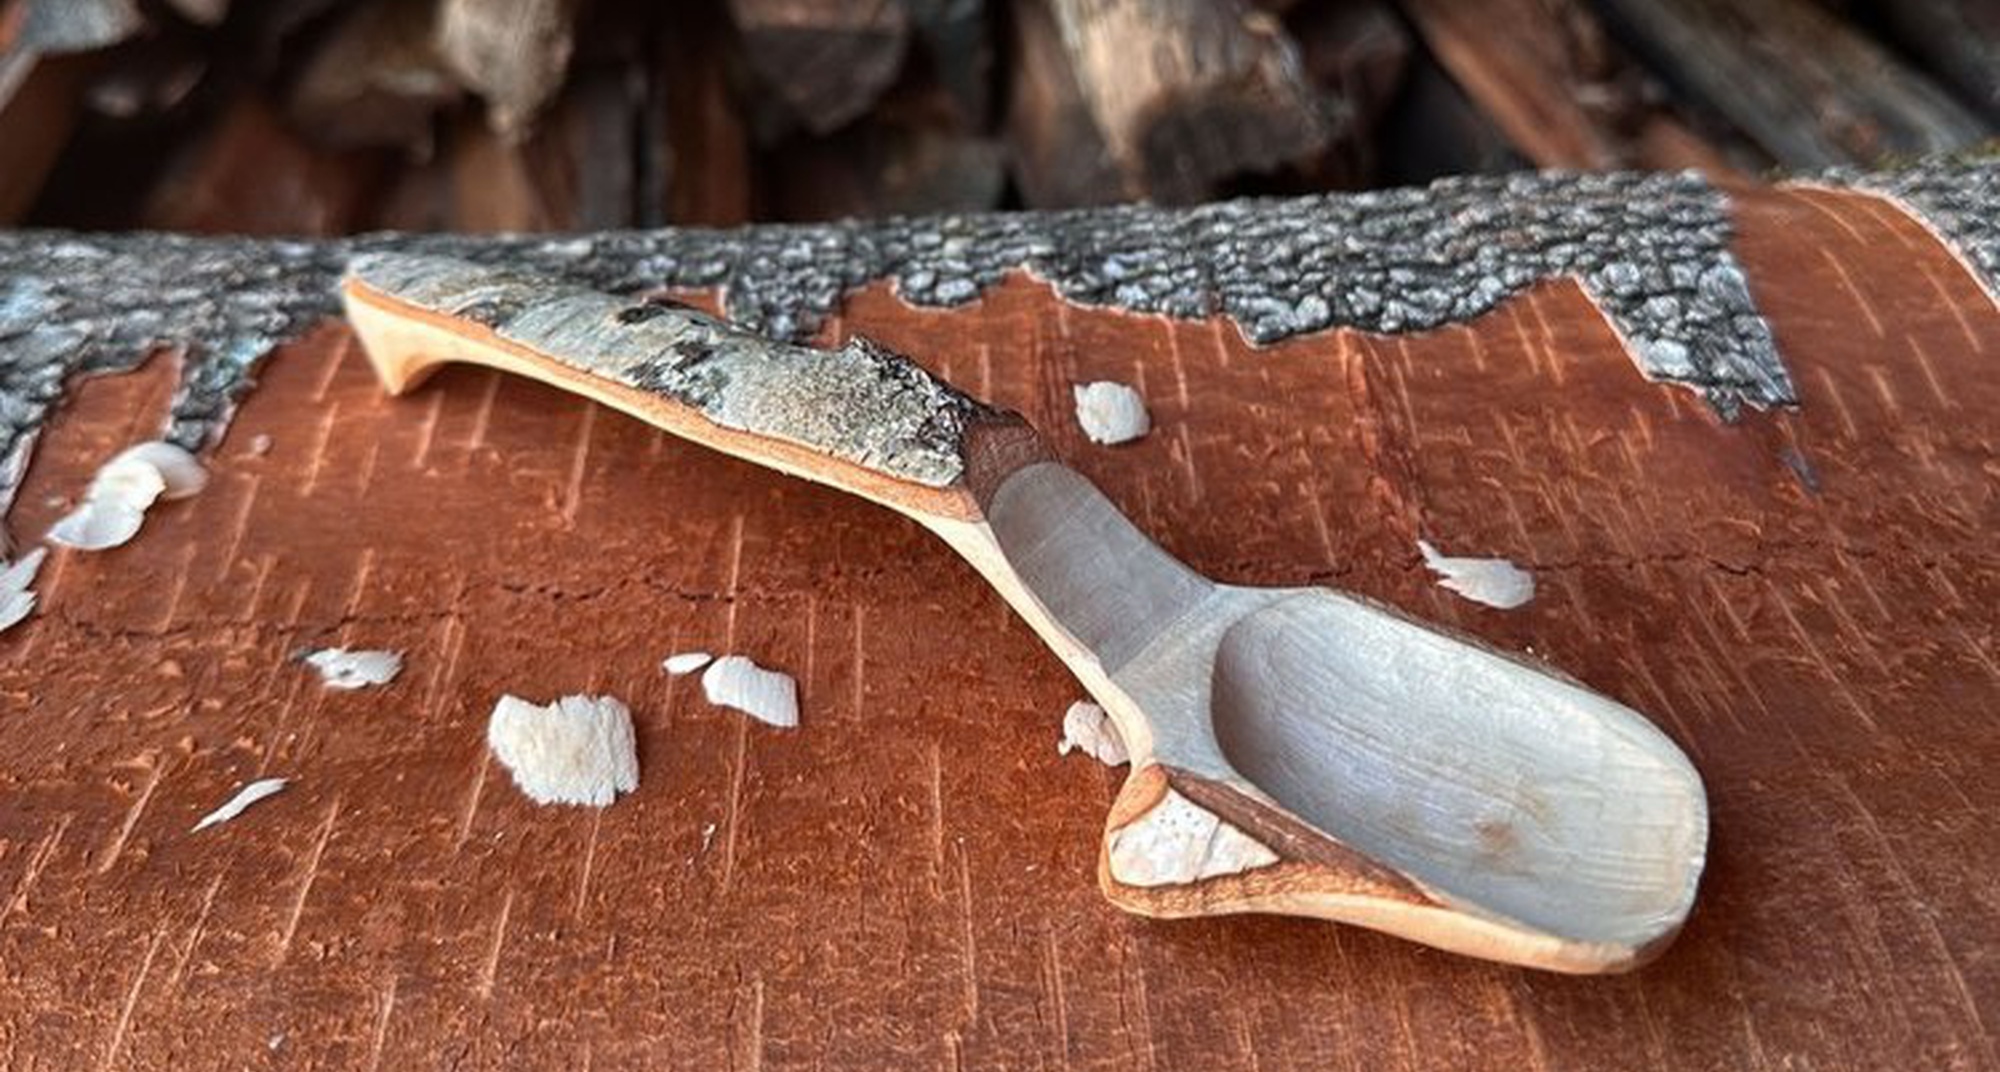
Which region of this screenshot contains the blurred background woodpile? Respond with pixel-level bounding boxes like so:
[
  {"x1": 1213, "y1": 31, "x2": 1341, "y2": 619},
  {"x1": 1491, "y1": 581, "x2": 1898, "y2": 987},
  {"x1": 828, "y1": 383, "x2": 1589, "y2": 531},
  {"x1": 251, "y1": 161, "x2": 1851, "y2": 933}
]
[{"x1": 2, "y1": 0, "x2": 1994, "y2": 234}]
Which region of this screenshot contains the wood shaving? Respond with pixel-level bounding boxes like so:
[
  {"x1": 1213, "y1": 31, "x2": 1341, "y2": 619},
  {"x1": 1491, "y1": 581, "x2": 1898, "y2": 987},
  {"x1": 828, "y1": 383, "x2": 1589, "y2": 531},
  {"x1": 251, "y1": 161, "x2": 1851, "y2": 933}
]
[
  {"x1": 1057, "y1": 701, "x2": 1128, "y2": 766},
  {"x1": 46, "y1": 441, "x2": 207, "y2": 551},
  {"x1": 1072, "y1": 381, "x2": 1151, "y2": 445},
  {"x1": 661, "y1": 651, "x2": 714, "y2": 676},
  {"x1": 701, "y1": 656, "x2": 798, "y2": 728},
  {"x1": 192, "y1": 777, "x2": 288, "y2": 832},
  {"x1": 116, "y1": 441, "x2": 209, "y2": 499},
  {"x1": 303, "y1": 648, "x2": 404, "y2": 689},
  {"x1": 487, "y1": 694, "x2": 639, "y2": 807},
  {"x1": 0, "y1": 547, "x2": 47, "y2": 634},
  {"x1": 1417, "y1": 539, "x2": 1536, "y2": 610}
]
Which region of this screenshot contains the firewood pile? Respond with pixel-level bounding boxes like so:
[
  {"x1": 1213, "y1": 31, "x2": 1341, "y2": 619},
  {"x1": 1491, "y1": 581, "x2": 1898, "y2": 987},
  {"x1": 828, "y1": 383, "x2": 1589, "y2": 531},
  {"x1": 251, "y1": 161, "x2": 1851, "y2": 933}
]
[{"x1": 2, "y1": 0, "x2": 1994, "y2": 234}]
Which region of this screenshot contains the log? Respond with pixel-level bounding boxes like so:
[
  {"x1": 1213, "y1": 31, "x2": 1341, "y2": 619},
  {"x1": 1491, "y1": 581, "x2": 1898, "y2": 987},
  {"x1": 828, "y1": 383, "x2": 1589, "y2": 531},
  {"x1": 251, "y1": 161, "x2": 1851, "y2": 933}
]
[
  {"x1": 725, "y1": 0, "x2": 910, "y2": 136},
  {"x1": 1377, "y1": 53, "x2": 1524, "y2": 182},
  {"x1": 902, "y1": 0, "x2": 990, "y2": 124},
  {"x1": 540, "y1": 66, "x2": 645, "y2": 231},
  {"x1": 140, "y1": 95, "x2": 388, "y2": 234},
  {"x1": 1874, "y1": 0, "x2": 2000, "y2": 126},
  {"x1": 1039, "y1": 0, "x2": 1331, "y2": 203},
  {"x1": 0, "y1": 51, "x2": 91, "y2": 222},
  {"x1": 287, "y1": 0, "x2": 460, "y2": 151},
  {"x1": 162, "y1": 0, "x2": 228, "y2": 27},
  {"x1": 9, "y1": 0, "x2": 145, "y2": 53},
  {"x1": 79, "y1": 36, "x2": 203, "y2": 120},
  {"x1": 653, "y1": 2, "x2": 754, "y2": 226},
  {"x1": 1284, "y1": 0, "x2": 1411, "y2": 187},
  {"x1": 767, "y1": 78, "x2": 1005, "y2": 221},
  {"x1": 1591, "y1": 0, "x2": 1993, "y2": 165},
  {"x1": 0, "y1": 0, "x2": 142, "y2": 224},
  {"x1": 1, "y1": 156, "x2": 1997, "y2": 1066},
  {"x1": 1398, "y1": 0, "x2": 1743, "y2": 174},
  {"x1": 444, "y1": 116, "x2": 564, "y2": 232},
  {"x1": 1003, "y1": 0, "x2": 1124, "y2": 207},
  {"x1": 439, "y1": 61, "x2": 646, "y2": 231},
  {"x1": 434, "y1": 0, "x2": 578, "y2": 137}
]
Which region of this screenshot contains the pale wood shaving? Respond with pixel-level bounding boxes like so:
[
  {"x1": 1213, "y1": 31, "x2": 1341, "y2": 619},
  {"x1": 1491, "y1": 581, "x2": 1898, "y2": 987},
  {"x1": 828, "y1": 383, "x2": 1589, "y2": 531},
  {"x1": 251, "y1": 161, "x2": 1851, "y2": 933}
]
[{"x1": 192, "y1": 777, "x2": 289, "y2": 832}]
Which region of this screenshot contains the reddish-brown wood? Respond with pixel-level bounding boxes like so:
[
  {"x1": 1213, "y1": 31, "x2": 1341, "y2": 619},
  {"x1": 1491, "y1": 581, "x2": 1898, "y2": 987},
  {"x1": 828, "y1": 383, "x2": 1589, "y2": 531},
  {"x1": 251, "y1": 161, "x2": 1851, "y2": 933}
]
[
  {"x1": 2, "y1": 186, "x2": 1997, "y2": 1067},
  {"x1": 0, "y1": 51, "x2": 94, "y2": 223},
  {"x1": 656, "y1": 2, "x2": 754, "y2": 227},
  {"x1": 140, "y1": 96, "x2": 388, "y2": 235}
]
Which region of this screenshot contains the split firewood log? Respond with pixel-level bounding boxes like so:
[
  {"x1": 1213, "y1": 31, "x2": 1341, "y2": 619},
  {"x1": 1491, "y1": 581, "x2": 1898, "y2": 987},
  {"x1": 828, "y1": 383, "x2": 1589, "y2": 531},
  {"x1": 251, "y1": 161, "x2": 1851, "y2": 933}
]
[
  {"x1": 434, "y1": 0, "x2": 578, "y2": 137},
  {"x1": 1591, "y1": 0, "x2": 1993, "y2": 165},
  {"x1": 1398, "y1": 0, "x2": 1745, "y2": 174},
  {"x1": 726, "y1": 0, "x2": 911, "y2": 136},
  {"x1": 287, "y1": 0, "x2": 459, "y2": 152},
  {"x1": 1034, "y1": 0, "x2": 1332, "y2": 203}
]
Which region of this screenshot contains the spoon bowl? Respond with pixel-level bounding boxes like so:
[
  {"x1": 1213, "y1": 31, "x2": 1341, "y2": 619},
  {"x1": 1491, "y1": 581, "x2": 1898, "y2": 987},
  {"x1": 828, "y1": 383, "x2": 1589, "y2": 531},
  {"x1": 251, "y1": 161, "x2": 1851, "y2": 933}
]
[{"x1": 955, "y1": 461, "x2": 1706, "y2": 972}]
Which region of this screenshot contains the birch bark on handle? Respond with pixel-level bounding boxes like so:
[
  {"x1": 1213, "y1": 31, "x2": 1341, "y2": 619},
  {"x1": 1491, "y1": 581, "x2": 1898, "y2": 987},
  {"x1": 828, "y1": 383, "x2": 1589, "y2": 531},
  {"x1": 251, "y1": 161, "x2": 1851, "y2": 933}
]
[{"x1": 342, "y1": 254, "x2": 1042, "y2": 519}]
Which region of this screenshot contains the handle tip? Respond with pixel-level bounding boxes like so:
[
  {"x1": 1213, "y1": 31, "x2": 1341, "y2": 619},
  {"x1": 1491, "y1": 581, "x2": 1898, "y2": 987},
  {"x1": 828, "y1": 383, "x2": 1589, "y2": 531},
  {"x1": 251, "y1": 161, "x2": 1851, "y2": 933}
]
[{"x1": 340, "y1": 275, "x2": 445, "y2": 396}]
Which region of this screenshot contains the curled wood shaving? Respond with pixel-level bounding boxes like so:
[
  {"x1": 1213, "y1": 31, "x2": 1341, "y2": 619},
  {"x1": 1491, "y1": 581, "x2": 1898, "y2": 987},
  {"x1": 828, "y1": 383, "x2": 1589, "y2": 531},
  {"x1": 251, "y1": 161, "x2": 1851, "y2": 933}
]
[
  {"x1": 661, "y1": 651, "x2": 714, "y2": 676},
  {"x1": 1057, "y1": 701, "x2": 1129, "y2": 766},
  {"x1": 1417, "y1": 539, "x2": 1536, "y2": 610},
  {"x1": 303, "y1": 648, "x2": 404, "y2": 689},
  {"x1": 192, "y1": 777, "x2": 288, "y2": 832},
  {"x1": 46, "y1": 442, "x2": 208, "y2": 551},
  {"x1": 701, "y1": 656, "x2": 798, "y2": 728},
  {"x1": 487, "y1": 694, "x2": 639, "y2": 807},
  {"x1": 1072, "y1": 381, "x2": 1152, "y2": 445},
  {"x1": 0, "y1": 548, "x2": 47, "y2": 635}
]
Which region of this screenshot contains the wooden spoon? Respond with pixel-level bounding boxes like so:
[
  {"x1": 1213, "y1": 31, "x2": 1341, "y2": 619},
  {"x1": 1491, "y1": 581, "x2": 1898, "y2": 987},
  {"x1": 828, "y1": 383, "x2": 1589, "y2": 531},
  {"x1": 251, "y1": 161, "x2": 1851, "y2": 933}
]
[{"x1": 342, "y1": 254, "x2": 1708, "y2": 974}]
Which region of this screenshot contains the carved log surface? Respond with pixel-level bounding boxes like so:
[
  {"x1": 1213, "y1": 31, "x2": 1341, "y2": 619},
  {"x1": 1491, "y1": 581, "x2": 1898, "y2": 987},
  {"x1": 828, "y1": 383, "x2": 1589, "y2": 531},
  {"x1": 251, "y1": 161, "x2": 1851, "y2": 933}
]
[{"x1": 2, "y1": 170, "x2": 1999, "y2": 1069}]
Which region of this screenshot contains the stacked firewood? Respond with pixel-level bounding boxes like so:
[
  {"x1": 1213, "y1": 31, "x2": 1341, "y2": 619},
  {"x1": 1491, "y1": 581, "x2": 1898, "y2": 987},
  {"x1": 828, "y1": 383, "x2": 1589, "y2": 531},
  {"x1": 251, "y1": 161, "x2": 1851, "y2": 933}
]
[{"x1": 2, "y1": 0, "x2": 1994, "y2": 234}]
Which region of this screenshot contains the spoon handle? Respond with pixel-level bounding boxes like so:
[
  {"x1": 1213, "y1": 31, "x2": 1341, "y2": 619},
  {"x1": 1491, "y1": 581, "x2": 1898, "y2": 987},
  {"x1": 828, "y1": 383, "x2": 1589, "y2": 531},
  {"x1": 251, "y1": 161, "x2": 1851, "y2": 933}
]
[{"x1": 341, "y1": 254, "x2": 1046, "y2": 524}]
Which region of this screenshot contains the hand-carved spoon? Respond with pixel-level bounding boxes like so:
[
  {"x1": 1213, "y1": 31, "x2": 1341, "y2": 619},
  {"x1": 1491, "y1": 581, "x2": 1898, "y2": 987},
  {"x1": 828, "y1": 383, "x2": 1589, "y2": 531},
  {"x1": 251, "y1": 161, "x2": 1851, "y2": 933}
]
[{"x1": 342, "y1": 254, "x2": 1707, "y2": 974}]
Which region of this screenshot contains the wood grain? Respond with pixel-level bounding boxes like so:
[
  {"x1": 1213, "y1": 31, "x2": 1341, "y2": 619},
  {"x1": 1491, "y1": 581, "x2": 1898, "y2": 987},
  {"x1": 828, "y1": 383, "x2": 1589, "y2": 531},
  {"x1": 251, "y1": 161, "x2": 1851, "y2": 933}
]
[{"x1": 1, "y1": 184, "x2": 1996, "y2": 1068}]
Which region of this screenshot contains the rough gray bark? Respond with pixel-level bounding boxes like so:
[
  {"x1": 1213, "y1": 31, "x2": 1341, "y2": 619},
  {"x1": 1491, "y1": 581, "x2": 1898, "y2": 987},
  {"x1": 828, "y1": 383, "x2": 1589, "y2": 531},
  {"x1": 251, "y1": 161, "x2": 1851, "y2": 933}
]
[
  {"x1": 0, "y1": 159, "x2": 1896, "y2": 517},
  {"x1": 350, "y1": 254, "x2": 997, "y2": 487}
]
